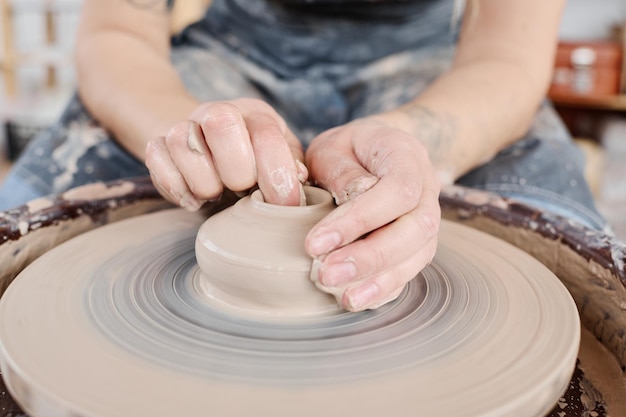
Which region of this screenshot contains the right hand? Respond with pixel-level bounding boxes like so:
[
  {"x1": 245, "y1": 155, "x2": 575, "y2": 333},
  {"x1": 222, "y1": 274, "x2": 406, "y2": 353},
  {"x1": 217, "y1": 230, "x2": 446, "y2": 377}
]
[{"x1": 145, "y1": 98, "x2": 307, "y2": 210}]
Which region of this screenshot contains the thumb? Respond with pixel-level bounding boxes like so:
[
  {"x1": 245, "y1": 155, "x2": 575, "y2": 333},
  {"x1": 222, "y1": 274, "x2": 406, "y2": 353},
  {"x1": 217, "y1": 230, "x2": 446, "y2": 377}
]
[{"x1": 306, "y1": 143, "x2": 378, "y2": 205}]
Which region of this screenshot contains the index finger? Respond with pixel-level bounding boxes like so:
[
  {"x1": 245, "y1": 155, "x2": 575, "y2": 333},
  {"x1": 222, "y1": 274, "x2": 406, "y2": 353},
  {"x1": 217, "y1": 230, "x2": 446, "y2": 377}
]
[
  {"x1": 306, "y1": 138, "x2": 439, "y2": 257},
  {"x1": 190, "y1": 102, "x2": 257, "y2": 192},
  {"x1": 245, "y1": 111, "x2": 305, "y2": 206}
]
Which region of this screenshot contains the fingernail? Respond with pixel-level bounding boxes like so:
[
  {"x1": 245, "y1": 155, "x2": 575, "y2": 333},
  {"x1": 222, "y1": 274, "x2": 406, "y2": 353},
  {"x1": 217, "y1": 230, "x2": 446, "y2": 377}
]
[
  {"x1": 309, "y1": 232, "x2": 342, "y2": 256},
  {"x1": 346, "y1": 282, "x2": 380, "y2": 311},
  {"x1": 179, "y1": 193, "x2": 202, "y2": 211},
  {"x1": 334, "y1": 176, "x2": 379, "y2": 204},
  {"x1": 298, "y1": 183, "x2": 306, "y2": 206},
  {"x1": 320, "y1": 260, "x2": 356, "y2": 287},
  {"x1": 310, "y1": 257, "x2": 323, "y2": 285},
  {"x1": 149, "y1": 175, "x2": 172, "y2": 201},
  {"x1": 295, "y1": 160, "x2": 308, "y2": 183},
  {"x1": 206, "y1": 193, "x2": 223, "y2": 203},
  {"x1": 187, "y1": 123, "x2": 206, "y2": 155}
]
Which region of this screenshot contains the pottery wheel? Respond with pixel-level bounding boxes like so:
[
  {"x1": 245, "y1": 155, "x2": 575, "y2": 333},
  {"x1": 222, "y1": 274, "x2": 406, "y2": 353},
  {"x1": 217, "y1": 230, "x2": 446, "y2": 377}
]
[{"x1": 0, "y1": 208, "x2": 580, "y2": 417}]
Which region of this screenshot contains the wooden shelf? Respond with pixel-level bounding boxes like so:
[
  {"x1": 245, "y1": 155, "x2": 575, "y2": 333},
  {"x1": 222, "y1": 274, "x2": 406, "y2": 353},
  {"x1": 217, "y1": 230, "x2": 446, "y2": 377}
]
[
  {"x1": 550, "y1": 94, "x2": 626, "y2": 112},
  {"x1": 0, "y1": 0, "x2": 80, "y2": 98}
]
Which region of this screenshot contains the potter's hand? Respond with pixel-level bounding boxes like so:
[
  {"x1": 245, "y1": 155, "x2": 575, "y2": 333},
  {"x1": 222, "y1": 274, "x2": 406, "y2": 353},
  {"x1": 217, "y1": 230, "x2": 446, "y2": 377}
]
[
  {"x1": 145, "y1": 98, "x2": 307, "y2": 209},
  {"x1": 305, "y1": 118, "x2": 441, "y2": 312}
]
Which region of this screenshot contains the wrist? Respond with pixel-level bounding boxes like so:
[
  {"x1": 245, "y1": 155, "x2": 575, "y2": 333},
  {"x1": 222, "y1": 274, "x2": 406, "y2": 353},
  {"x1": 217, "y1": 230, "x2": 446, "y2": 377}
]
[
  {"x1": 370, "y1": 105, "x2": 460, "y2": 185},
  {"x1": 115, "y1": 93, "x2": 200, "y2": 161}
]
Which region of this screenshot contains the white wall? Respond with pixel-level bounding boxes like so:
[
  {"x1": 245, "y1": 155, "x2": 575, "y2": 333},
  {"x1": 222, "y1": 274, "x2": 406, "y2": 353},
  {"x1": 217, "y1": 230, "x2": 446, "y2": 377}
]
[{"x1": 559, "y1": 0, "x2": 626, "y2": 40}]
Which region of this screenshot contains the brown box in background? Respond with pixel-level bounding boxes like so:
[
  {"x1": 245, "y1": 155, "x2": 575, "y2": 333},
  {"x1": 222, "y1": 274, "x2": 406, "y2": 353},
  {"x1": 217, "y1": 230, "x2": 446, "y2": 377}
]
[
  {"x1": 616, "y1": 20, "x2": 626, "y2": 94},
  {"x1": 549, "y1": 41, "x2": 623, "y2": 99}
]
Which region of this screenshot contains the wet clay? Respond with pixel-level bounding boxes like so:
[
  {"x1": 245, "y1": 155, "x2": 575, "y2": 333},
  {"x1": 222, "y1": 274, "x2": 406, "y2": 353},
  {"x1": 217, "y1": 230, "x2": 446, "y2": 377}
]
[
  {"x1": 0, "y1": 208, "x2": 579, "y2": 417},
  {"x1": 439, "y1": 185, "x2": 626, "y2": 371},
  {"x1": 439, "y1": 185, "x2": 626, "y2": 416},
  {"x1": 195, "y1": 186, "x2": 339, "y2": 317},
  {"x1": 0, "y1": 327, "x2": 614, "y2": 417},
  {"x1": 1, "y1": 179, "x2": 625, "y2": 417},
  {"x1": 0, "y1": 177, "x2": 172, "y2": 296}
]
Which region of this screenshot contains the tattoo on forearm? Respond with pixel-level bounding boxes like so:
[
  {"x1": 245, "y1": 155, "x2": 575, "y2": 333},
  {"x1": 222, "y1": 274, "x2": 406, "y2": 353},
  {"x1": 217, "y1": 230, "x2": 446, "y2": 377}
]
[{"x1": 401, "y1": 105, "x2": 458, "y2": 167}]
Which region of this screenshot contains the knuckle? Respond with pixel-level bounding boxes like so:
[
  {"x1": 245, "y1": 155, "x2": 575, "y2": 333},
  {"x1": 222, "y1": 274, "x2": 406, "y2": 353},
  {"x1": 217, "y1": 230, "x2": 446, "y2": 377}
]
[
  {"x1": 348, "y1": 205, "x2": 370, "y2": 233},
  {"x1": 368, "y1": 239, "x2": 389, "y2": 273},
  {"x1": 386, "y1": 269, "x2": 408, "y2": 293},
  {"x1": 428, "y1": 202, "x2": 442, "y2": 230},
  {"x1": 401, "y1": 206, "x2": 440, "y2": 245},
  {"x1": 240, "y1": 99, "x2": 287, "y2": 130},
  {"x1": 144, "y1": 139, "x2": 165, "y2": 170},
  {"x1": 395, "y1": 179, "x2": 421, "y2": 208},
  {"x1": 200, "y1": 102, "x2": 242, "y2": 132},
  {"x1": 426, "y1": 236, "x2": 439, "y2": 263},
  {"x1": 251, "y1": 123, "x2": 285, "y2": 145},
  {"x1": 189, "y1": 180, "x2": 223, "y2": 201},
  {"x1": 339, "y1": 175, "x2": 379, "y2": 204},
  {"x1": 243, "y1": 98, "x2": 275, "y2": 115},
  {"x1": 144, "y1": 141, "x2": 158, "y2": 163},
  {"x1": 164, "y1": 122, "x2": 191, "y2": 148},
  {"x1": 419, "y1": 210, "x2": 440, "y2": 240},
  {"x1": 165, "y1": 121, "x2": 190, "y2": 140}
]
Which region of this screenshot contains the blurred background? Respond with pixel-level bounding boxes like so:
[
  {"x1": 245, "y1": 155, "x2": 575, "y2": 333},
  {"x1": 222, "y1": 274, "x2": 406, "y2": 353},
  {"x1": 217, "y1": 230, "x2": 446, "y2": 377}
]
[{"x1": 0, "y1": 0, "x2": 625, "y2": 238}]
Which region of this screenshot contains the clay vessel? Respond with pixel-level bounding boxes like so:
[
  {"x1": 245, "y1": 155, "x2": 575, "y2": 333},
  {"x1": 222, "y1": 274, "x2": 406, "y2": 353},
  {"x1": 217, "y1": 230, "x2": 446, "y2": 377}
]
[{"x1": 195, "y1": 186, "x2": 339, "y2": 318}]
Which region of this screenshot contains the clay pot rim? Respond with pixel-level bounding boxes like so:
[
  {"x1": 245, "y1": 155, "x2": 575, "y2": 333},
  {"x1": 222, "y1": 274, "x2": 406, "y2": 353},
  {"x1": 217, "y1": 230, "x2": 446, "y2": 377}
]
[{"x1": 249, "y1": 186, "x2": 334, "y2": 215}]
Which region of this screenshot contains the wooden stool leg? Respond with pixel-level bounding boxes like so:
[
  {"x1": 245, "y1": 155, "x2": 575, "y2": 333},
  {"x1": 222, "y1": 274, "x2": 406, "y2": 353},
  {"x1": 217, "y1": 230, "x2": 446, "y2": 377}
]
[
  {"x1": 0, "y1": 0, "x2": 17, "y2": 98},
  {"x1": 44, "y1": 7, "x2": 57, "y2": 89}
]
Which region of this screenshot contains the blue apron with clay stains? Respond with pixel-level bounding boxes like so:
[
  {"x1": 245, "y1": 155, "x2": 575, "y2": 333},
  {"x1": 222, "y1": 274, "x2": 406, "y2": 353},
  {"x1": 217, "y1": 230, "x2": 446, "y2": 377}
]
[{"x1": 0, "y1": 0, "x2": 607, "y2": 232}]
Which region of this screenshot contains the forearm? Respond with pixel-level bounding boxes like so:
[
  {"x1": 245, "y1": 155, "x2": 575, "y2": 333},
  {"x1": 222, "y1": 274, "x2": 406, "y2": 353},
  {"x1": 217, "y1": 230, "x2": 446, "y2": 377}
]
[
  {"x1": 76, "y1": 31, "x2": 199, "y2": 161},
  {"x1": 378, "y1": 57, "x2": 548, "y2": 184},
  {"x1": 373, "y1": 0, "x2": 563, "y2": 184},
  {"x1": 75, "y1": 0, "x2": 202, "y2": 160}
]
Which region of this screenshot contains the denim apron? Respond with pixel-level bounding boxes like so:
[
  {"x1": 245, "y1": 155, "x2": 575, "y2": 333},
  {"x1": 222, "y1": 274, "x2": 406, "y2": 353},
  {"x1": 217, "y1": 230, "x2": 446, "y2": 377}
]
[{"x1": 0, "y1": 0, "x2": 607, "y2": 231}]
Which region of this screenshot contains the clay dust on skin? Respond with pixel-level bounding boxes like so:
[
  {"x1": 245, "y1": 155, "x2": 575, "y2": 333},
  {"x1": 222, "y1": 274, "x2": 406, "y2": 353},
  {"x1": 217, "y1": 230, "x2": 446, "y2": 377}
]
[
  {"x1": 187, "y1": 123, "x2": 206, "y2": 155},
  {"x1": 269, "y1": 166, "x2": 306, "y2": 205}
]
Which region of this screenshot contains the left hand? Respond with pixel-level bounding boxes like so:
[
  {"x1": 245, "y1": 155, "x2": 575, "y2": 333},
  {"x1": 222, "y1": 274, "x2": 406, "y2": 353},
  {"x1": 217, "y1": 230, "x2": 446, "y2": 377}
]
[{"x1": 305, "y1": 117, "x2": 441, "y2": 311}]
